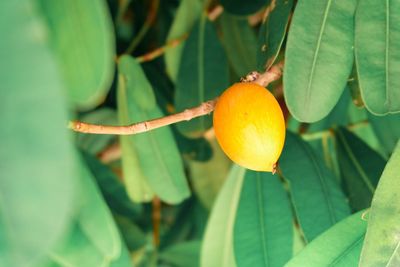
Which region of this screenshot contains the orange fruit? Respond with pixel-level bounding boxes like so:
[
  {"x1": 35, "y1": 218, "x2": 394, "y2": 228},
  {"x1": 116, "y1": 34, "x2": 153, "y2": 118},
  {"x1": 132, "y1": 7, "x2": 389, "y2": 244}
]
[{"x1": 213, "y1": 82, "x2": 285, "y2": 172}]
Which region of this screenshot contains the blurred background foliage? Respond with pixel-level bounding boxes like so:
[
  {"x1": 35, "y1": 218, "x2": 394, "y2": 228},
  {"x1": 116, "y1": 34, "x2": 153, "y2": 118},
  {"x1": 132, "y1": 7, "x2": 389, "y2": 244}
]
[{"x1": 1, "y1": 0, "x2": 400, "y2": 267}]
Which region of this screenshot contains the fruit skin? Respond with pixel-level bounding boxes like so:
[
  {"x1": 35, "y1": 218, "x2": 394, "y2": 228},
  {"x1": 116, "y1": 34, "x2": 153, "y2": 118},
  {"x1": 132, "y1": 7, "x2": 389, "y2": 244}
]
[{"x1": 213, "y1": 82, "x2": 285, "y2": 172}]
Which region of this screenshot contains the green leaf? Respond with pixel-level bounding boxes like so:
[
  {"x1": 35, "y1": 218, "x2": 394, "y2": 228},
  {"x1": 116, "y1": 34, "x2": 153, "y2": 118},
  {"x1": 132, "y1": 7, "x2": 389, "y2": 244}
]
[
  {"x1": 284, "y1": 0, "x2": 357, "y2": 122},
  {"x1": 355, "y1": 0, "x2": 400, "y2": 115},
  {"x1": 117, "y1": 68, "x2": 153, "y2": 203},
  {"x1": 77, "y1": 160, "x2": 121, "y2": 262},
  {"x1": 76, "y1": 108, "x2": 118, "y2": 155},
  {"x1": 0, "y1": 1, "x2": 75, "y2": 266},
  {"x1": 188, "y1": 139, "x2": 231, "y2": 210},
  {"x1": 117, "y1": 55, "x2": 190, "y2": 204},
  {"x1": 359, "y1": 142, "x2": 400, "y2": 267},
  {"x1": 285, "y1": 211, "x2": 367, "y2": 267},
  {"x1": 307, "y1": 89, "x2": 351, "y2": 133},
  {"x1": 234, "y1": 171, "x2": 293, "y2": 267},
  {"x1": 114, "y1": 215, "x2": 147, "y2": 252},
  {"x1": 220, "y1": 0, "x2": 270, "y2": 16},
  {"x1": 279, "y1": 131, "x2": 350, "y2": 242},
  {"x1": 201, "y1": 165, "x2": 245, "y2": 267},
  {"x1": 258, "y1": 0, "x2": 293, "y2": 70},
  {"x1": 109, "y1": 243, "x2": 133, "y2": 267},
  {"x1": 335, "y1": 127, "x2": 386, "y2": 211},
  {"x1": 175, "y1": 16, "x2": 229, "y2": 137},
  {"x1": 160, "y1": 241, "x2": 201, "y2": 267},
  {"x1": 368, "y1": 112, "x2": 400, "y2": 156},
  {"x1": 165, "y1": 0, "x2": 203, "y2": 82},
  {"x1": 118, "y1": 56, "x2": 156, "y2": 110},
  {"x1": 219, "y1": 13, "x2": 258, "y2": 77},
  {"x1": 37, "y1": 0, "x2": 115, "y2": 110},
  {"x1": 49, "y1": 222, "x2": 107, "y2": 267},
  {"x1": 82, "y1": 151, "x2": 142, "y2": 218},
  {"x1": 49, "y1": 158, "x2": 130, "y2": 267}
]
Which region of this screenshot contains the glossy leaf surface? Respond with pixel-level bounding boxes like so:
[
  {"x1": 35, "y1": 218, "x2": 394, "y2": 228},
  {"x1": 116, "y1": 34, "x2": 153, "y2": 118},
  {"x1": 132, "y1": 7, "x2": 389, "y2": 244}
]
[
  {"x1": 359, "y1": 142, "x2": 400, "y2": 266},
  {"x1": 201, "y1": 165, "x2": 245, "y2": 267},
  {"x1": 355, "y1": 0, "x2": 400, "y2": 115},
  {"x1": 234, "y1": 171, "x2": 293, "y2": 267},
  {"x1": 118, "y1": 55, "x2": 190, "y2": 204},
  {"x1": 335, "y1": 127, "x2": 385, "y2": 211},
  {"x1": 38, "y1": 0, "x2": 115, "y2": 109},
  {"x1": 165, "y1": 0, "x2": 202, "y2": 82},
  {"x1": 286, "y1": 211, "x2": 367, "y2": 267},
  {"x1": 279, "y1": 131, "x2": 350, "y2": 242},
  {"x1": 284, "y1": 0, "x2": 357, "y2": 122}
]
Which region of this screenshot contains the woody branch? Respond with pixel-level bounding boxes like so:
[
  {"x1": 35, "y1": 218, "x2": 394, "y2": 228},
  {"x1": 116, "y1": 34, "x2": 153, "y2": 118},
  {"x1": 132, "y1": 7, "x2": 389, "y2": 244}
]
[{"x1": 68, "y1": 61, "x2": 284, "y2": 135}]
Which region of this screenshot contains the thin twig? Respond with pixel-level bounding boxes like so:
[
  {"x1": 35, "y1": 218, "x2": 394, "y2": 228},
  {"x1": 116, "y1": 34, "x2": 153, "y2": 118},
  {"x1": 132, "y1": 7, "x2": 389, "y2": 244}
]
[
  {"x1": 69, "y1": 99, "x2": 218, "y2": 135},
  {"x1": 124, "y1": 0, "x2": 160, "y2": 55},
  {"x1": 136, "y1": 34, "x2": 189, "y2": 63},
  {"x1": 152, "y1": 197, "x2": 161, "y2": 247},
  {"x1": 207, "y1": 5, "x2": 224, "y2": 21},
  {"x1": 69, "y1": 61, "x2": 284, "y2": 135}
]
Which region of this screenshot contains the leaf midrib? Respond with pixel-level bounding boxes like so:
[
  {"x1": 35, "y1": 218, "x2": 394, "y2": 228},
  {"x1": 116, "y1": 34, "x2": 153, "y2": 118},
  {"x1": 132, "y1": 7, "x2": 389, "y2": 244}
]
[
  {"x1": 142, "y1": 109, "x2": 182, "y2": 199},
  {"x1": 328, "y1": 234, "x2": 364, "y2": 266},
  {"x1": 256, "y1": 173, "x2": 269, "y2": 267},
  {"x1": 385, "y1": 0, "x2": 390, "y2": 109},
  {"x1": 305, "y1": 0, "x2": 333, "y2": 108},
  {"x1": 299, "y1": 138, "x2": 337, "y2": 225}
]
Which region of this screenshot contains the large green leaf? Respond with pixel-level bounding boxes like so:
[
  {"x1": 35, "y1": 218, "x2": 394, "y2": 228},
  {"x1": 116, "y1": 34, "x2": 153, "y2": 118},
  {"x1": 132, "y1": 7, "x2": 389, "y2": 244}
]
[
  {"x1": 49, "y1": 222, "x2": 107, "y2": 267},
  {"x1": 201, "y1": 165, "x2": 245, "y2": 267},
  {"x1": 258, "y1": 0, "x2": 293, "y2": 70},
  {"x1": 49, "y1": 158, "x2": 130, "y2": 267},
  {"x1": 219, "y1": 13, "x2": 257, "y2": 77},
  {"x1": 335, "y1": 127, "x2": 386, "y2": 211},
  {"x1": 114, "y1": 216, "x2": 147, "y2": 252},
  {"x1": 77, "y1": 160, "x2": 121, "y2": 262},
  {"x1": 164, "y1": 0, "x2": 203, "y2": 82},
  {"x1": 359, "y1": 142, "x2": 400, "y2": 266},
  {"x1": 307, "y1": 89, "x2": 351, "y2": 133},
  {"x1": 285, "y1": 211, "x2": 367, "y2": 267},
  {"x1": 234, "y1": 171, "x2": 293, "y2": 267},
  {"x1": 279, "y1": 131, "x2": 350, "y2": 242},
  {"x1": 368, "y1": 112, "x2": 400, "y2": 156},
  {"x1": 0, "y1": 1, "x2": 76, "y2": 266},
  {"x1": 284, "y1": 0, "x2": 357, "y2": 122},
  {"x1": 117, "y1": 66, "x2": 153, "y2": 203},
  {"x1": 220, "y1": 0, "x2": 270, "y2": 15},
  {"x1": 82, "y1": 152, "x2": 142, "y2": 218},
  {"x1": 355, "y1": 0, "x2": 400, "y2": 115},
  {"x1": 118, "y1": 55, "x2": 190, "y2": 204},
  {"x1": 37, "y1": 0, "x2": 115, "y2": 110},
  {"x1": 175, "y1": 16, "x2": 229, "y2": 137}
]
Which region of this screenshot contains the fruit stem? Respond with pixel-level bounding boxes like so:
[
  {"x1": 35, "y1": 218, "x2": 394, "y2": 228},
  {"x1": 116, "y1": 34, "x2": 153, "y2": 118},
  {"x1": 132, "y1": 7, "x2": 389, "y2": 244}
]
[{"x1": 68, "y1": 61, "x2": 284, "y2": 135}]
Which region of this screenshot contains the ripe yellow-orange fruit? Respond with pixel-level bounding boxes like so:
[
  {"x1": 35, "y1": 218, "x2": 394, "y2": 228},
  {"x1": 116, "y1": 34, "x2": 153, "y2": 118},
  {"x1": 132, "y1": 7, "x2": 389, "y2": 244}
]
[{"x1": 213, "y1": 83, "x2": 285, "y2": 172}]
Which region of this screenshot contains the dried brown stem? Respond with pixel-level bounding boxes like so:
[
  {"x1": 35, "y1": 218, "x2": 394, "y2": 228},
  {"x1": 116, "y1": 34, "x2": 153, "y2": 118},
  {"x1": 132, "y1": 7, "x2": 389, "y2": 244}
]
[{"x1": 69, "y1": 61, "x2": 284, "y2": 136}]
